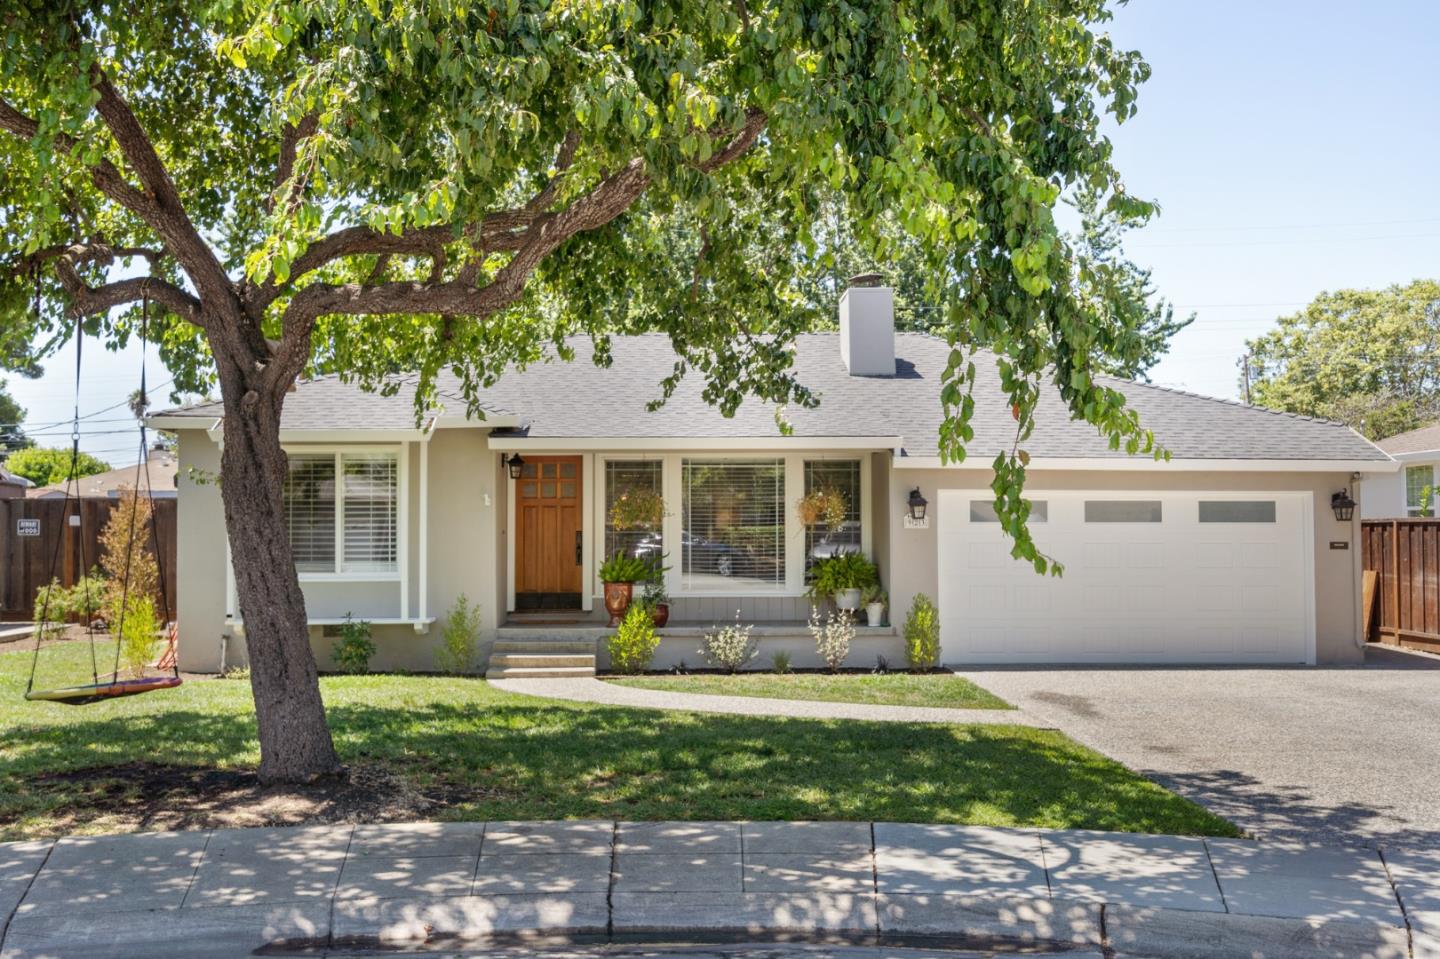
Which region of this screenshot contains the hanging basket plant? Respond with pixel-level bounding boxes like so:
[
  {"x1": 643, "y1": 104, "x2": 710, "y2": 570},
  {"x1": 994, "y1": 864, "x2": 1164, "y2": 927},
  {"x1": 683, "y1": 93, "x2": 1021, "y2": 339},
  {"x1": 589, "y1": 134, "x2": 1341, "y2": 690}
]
[
  {"x1": 797, "y1": 487, "x2": 849, "y2": 532},
  {"x1": 609, "y1": 486, "x2": 666, "y2": 530}
]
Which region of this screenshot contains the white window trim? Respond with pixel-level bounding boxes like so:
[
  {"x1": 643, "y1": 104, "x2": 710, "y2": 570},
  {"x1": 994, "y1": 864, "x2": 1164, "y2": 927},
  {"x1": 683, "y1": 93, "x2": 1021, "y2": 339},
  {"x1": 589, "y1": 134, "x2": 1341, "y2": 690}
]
[
  {"x1": 588, "y1": 451, "x2": 873, "y2": 600},
  {"x1": 284, "y1": 444, "x2": 406, "y2": 583},
  {"x1": 1406, "y1": 464, "x2": 1435, "y2": 517}
]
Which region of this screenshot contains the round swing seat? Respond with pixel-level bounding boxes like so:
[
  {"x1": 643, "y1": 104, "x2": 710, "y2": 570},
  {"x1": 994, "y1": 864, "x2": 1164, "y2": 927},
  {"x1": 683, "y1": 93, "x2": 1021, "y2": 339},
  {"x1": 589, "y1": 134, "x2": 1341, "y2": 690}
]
[{"x1": 25, "y1": 675, "x2": 183, "y2": 706}]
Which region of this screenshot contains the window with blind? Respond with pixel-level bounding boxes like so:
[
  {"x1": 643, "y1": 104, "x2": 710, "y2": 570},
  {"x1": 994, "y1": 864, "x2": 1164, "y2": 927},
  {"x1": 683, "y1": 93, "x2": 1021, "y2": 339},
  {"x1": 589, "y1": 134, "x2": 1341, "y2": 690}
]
[
  {"x1": 681, "y1": 459, "x2": 785, "y2": 591},
  {"x1": 282, "y1": 451, "x2": 399, "y2": 575},
  {"x1": 803, "y1": 460, "x2": 861, "y2": 570},
  {"x1": 605, "y1": 460, "x2": 664, "y2": 562},
  {"x1": 342, "y1": 454, "x2": 399, "y2": 572}
]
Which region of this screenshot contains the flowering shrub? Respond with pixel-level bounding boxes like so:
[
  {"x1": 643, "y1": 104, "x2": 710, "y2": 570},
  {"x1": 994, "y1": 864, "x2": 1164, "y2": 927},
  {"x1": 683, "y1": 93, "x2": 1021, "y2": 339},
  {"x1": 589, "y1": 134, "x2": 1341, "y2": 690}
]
[
  {"x1": 699, "y1": 613, "x2": 758, "y2": 673},
  {"x1": 809, "y1": 608, "x2": 854, "y2": 673}
]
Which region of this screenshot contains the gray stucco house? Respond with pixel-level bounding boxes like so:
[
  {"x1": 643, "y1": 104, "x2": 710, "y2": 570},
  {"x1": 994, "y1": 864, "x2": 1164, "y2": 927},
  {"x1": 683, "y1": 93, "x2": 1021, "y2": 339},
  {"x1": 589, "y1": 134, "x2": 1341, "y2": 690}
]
[{"x1": 151, "y1": 284, "x2": 1395, "y2": 673}]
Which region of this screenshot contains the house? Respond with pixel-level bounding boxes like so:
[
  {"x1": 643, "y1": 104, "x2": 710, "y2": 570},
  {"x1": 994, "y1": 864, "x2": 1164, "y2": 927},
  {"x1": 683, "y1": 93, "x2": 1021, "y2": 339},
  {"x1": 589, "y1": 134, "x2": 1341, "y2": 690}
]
[
  {"x1": 27, "y1": 447, "x2": 178, "y2": 500},
  {"x1": 0, "y1": 465, "x2": 32, "y2": 500},
  {"x1": 1360, "y1": 422, "x2": 1440, "y2": 518},
  {"x1": 150, "y1": 282, "x2": 1396, "y2": 673}
]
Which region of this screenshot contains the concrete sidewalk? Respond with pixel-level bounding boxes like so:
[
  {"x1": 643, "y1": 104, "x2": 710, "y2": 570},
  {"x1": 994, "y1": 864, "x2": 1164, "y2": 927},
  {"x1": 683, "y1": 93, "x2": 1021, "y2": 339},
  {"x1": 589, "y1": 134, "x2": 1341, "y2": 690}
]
[{"x1": 2, "y1": 820, "x2": 1437, "y2": 958}]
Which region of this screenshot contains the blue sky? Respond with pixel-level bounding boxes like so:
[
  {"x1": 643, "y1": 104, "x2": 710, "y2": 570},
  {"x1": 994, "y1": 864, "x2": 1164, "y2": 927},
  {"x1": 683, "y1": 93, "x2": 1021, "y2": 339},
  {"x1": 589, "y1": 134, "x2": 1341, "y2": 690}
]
[{"x1": 8, "y1": 0, "x2": 1440, "y2": 459}]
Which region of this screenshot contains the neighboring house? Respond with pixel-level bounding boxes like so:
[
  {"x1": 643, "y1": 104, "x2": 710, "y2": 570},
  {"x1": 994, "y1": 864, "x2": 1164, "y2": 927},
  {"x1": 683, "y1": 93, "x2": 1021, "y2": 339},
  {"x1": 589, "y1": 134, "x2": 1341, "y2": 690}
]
[
  {"x1": 27, "y1": 448, "x2": 178, "y2": 500},
  {"x1": 0, "y1": 466, "x2": 32, "y2": 500},
  {"x1": 1360, "y1": 422, "x2": 1440, "y2": 518},
  {"x1": 150, "y1": 284, "x2": 1395, "y2": 672}
]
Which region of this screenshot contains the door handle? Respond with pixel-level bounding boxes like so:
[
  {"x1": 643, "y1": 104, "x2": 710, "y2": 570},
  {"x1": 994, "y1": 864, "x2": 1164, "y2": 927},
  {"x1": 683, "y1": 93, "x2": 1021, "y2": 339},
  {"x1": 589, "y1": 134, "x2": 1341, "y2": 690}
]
[{"x1": 576, "y1": 530, "x2": 583, "y2": 565}]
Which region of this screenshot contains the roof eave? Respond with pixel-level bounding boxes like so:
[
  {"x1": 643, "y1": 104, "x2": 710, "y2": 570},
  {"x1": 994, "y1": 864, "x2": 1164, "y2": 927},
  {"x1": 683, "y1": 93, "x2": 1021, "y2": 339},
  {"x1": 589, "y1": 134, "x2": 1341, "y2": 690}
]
[{"x1": 892, "y1": 455, "x2": 1400, "y2": 473}]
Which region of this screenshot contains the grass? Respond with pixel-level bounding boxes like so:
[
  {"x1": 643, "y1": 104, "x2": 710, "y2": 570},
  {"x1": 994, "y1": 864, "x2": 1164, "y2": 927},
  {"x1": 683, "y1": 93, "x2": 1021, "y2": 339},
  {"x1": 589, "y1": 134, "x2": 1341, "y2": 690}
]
[
  {"x1": 0, "y1": 640, "x2": 1239, "y2": 840},
  {"x1": 608, "y1": 672, "x2": 1013, "y2": 710}
]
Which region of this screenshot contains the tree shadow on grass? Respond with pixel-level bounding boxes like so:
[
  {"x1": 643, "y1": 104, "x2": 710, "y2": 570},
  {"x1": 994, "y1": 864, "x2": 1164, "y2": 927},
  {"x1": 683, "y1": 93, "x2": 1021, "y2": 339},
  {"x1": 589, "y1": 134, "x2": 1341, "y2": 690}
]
[{"x1": 0, "y1": 697, "x2": 1238, "y2": 839}]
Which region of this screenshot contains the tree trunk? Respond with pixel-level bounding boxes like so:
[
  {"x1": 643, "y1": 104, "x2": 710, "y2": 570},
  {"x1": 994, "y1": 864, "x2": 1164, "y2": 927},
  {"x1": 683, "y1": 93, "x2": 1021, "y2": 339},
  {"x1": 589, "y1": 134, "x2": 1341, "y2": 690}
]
[{"x1": 219, "y1": 377, "x2": 343, "y2": 783}]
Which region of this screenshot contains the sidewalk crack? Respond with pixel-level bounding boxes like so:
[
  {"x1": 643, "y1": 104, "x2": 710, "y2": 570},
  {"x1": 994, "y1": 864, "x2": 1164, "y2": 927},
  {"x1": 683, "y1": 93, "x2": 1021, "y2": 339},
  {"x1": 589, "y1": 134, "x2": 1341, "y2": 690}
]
[
  {"x1": 329, "y1": 823, "x2": 356, "y2": 950},
  {"x1": 1377, "y1": 846, "x2": 1414, "y2": 957},
  {"x1": 0, "y1": 840, "x2": 54, "y2": 953},
  {"x1": 1201, "y1": 838, "x2": 1229, "y2": 913},
  {"x1": 606, "y1": 820, "x2": 618, "y2": 938}
]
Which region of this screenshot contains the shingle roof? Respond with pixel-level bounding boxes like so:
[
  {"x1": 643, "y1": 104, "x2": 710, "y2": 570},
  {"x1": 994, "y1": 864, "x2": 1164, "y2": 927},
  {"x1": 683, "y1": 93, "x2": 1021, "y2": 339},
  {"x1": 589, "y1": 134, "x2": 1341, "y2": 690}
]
[
  {"x1": 29, "y1": 450, "x2": 179, "y2": 499},
  {"x1": 1376, "y1": 421, "x2": 1440, "y2": 456},
  {"x1": 153, "y1": 333, "x2": 1390, "y2": 463}
]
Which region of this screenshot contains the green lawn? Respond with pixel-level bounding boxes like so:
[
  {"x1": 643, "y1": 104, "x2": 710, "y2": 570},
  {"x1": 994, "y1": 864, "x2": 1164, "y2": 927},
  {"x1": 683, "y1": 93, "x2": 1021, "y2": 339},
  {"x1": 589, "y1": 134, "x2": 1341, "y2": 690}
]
[
  {"x1": 0, "y1": 640, "x2": 1238, "y2": 840},
  {"x1": 608, "y1": 673, "x2": 1013, "y2": 710}
]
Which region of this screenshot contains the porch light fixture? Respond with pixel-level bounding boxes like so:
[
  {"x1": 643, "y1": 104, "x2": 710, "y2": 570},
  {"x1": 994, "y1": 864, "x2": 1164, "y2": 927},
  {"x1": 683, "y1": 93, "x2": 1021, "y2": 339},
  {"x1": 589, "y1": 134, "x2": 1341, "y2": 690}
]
[
  {"x1": 1331, "y1": 489, "x2": 1356, "y2": 522},
  {"x1": 505, "y1": 453, "x2": 526, "y2": 481},
  {"x1": 907, "y1": 488, "x2": 928, "y2": 522}
]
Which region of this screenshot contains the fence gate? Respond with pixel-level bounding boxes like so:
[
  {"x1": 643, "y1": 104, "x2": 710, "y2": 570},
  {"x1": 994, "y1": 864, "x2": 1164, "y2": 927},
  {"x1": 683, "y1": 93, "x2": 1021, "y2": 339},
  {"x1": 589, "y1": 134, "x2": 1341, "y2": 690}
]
[
  {"x1": 0, "y1": 498, "x2": 178, "y2": 622},
  {"x1": 1361, "y1": 519, "x2": 1440, "y2": 653}
]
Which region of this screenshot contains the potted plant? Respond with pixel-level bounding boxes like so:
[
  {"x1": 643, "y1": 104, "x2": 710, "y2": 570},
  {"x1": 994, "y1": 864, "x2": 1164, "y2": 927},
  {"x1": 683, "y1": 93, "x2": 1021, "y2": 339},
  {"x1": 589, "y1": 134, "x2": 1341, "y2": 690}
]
[
  {"x1": 641, "y1": 565, "x2": 671, "y2": 628},
  {"x1": 862, "y1": 586, "x2": 887, "y2": 627},
  {"x1": 807, "y1": 551, "x2": 879, "y2": 613},
  {"x1": 797, "y1": 487, "x2": 849, "y2": 531},
  {"x1": 599, "y1": 552, "x2": 654, "y2": 626}
]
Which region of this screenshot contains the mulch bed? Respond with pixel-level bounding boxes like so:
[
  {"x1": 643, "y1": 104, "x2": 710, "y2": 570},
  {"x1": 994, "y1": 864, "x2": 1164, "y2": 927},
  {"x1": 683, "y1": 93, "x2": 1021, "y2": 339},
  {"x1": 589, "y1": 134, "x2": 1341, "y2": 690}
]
[{"x1": 12, "y1": 762, "x2": 500, "y2": 835}]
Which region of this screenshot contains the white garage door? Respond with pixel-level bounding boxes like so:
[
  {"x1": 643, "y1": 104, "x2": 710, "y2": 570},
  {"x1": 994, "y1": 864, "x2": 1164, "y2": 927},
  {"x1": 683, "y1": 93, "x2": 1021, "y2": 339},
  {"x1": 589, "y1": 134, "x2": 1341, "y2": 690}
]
[{"x1": 937, "y1": 491, "x2": 1313, "y2": 664}]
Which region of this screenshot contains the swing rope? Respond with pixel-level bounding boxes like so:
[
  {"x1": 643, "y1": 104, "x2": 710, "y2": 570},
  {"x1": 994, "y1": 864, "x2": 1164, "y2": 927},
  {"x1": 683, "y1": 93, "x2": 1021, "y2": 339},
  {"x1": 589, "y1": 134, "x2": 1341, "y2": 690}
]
[
  {"x1": 24, "y1": 281, "x2": 182, "y2": 703},
  {"x1": 27, "y1": 296, "x2": 99, "y2": 694}
]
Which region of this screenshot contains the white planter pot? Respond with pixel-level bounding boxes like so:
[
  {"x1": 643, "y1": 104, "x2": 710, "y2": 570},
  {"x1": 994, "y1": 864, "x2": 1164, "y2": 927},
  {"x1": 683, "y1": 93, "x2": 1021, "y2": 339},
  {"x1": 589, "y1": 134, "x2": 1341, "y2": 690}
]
[
  {"x1": 865, "y1": 603, "x2": 885, "y2": 627},
  {"x1": 834, "y1": 588, "x2": 862, "y2": 611}
]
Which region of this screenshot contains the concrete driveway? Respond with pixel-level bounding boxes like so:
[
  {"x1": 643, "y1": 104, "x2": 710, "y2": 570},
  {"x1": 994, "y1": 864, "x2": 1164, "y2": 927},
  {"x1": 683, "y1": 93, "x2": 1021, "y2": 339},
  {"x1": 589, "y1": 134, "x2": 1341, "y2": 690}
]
[{"x1": 955, "y1": 646, "x2": 1440, "y2": 847}]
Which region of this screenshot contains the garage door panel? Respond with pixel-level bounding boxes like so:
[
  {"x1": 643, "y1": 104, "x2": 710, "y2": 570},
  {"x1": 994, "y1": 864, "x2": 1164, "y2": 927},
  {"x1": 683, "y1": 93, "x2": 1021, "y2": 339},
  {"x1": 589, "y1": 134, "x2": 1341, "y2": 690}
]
[{"x1": 938, "y1": 491, "x2": 1311, "y2": 665}]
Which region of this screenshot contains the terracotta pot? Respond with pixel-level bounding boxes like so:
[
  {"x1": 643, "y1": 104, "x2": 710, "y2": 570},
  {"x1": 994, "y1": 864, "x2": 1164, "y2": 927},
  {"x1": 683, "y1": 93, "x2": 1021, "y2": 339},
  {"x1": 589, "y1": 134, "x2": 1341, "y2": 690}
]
[
  {"x1": 650, "y1": 603, "x2": 670, "y2": 628},
  {"x1": 603, "y1": 581, "x2": 633, "y2": 626}
]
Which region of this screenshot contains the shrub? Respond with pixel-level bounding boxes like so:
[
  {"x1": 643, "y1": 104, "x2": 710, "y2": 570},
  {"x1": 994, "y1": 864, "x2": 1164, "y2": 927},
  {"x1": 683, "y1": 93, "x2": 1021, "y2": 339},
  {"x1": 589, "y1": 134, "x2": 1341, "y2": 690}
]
[
  {"x1": 33, "y1": 569, "x2": 107, "y2": 639},
  {"x1": 698, "y1": 614, "x2": 757, "y2": 673},
  {"x1": 114, "y1": 593, "x2": 161, "y2": 678},
  {"x1": 809, "y1": 608, "x2": 854, "y2": 673},
  {"x1": 333, "y1": 615, "x2": 376, "y2": 674},
  {"x1": 770, "y1": 650, "x2": 792, "y2": 674},
  {"x1": 904, "y1": 593, "x2": 941, "y2": 670},
  {"x1": 435, "y1": 593, "x2": 482, "y2": 674},
  {"x1": 99, "y1": 488, "x2": 165, "y2": 642},
  {"x1": 608, "y1": 602, "x2": 659, "y2": 675}
]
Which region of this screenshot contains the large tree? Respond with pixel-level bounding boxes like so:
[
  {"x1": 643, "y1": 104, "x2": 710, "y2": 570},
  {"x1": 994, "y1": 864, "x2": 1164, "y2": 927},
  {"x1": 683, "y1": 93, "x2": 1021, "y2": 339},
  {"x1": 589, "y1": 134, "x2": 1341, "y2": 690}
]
[
  {"x1": 1245, "y1": 280, "x2": 1440, "y2": 439},
  {"x1": 0, "y1": 378, "x2": 30, "y2": 454},
  {"x1": 2, "y1": 0, "x2": 1162, "y2": 781}
]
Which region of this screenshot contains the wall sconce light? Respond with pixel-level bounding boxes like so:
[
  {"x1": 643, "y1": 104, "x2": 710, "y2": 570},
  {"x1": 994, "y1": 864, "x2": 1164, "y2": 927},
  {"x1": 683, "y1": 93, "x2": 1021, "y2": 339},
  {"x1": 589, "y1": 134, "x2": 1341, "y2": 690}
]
[
  {"x1": 505, "y1": 453, "x2": 526, "y2": 481},
  {"x1": 907, "y1": 488, "x2": 929, "y2": 522},
  {"x1": 1331, "y1": 489, "x2": 1356, "y2": 522}
]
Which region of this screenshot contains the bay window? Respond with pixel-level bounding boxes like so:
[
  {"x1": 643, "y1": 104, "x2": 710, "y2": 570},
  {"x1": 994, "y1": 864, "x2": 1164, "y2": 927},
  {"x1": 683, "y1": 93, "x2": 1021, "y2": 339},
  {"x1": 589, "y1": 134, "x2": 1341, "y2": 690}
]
[
  {"x1": 283, "y1": 451, "x2": 399, "y2": 576},
  {"x1": 681, "y1": 459, "x2": 786, "y2": 591}
]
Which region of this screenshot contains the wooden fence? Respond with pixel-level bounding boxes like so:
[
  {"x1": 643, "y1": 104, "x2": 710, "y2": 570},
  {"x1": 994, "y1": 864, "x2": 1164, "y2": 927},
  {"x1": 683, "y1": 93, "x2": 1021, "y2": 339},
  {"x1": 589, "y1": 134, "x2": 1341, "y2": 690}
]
[
  {"x1": 1361, "y1": 519, "x2": 1440, "y2": 653},
  {"x1": 0, "y1": 497, "x2": 178, "y2": 622}
]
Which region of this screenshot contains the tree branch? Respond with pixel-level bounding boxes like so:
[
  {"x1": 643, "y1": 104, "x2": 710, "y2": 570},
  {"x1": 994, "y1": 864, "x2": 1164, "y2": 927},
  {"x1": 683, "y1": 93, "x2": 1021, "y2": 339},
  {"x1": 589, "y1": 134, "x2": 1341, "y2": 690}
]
[
  {"x1": 272, "y1": 112, "x2": 319, "y2": 213},
  {"x1": 5, "y1": 240, "x2": 165, "y2": 280},
  {"x1": 697, "y1": 107, "x2": 768, "y2": 172},
  {"x1": 89, "y1": 69, "x2": 236, "y2": 305},
  {"x1": 49, "y1": 245, "x2": 202, "y2": 326},
  {"x1": 0, "y1": 96, "x2": 154, "y2": 215}
]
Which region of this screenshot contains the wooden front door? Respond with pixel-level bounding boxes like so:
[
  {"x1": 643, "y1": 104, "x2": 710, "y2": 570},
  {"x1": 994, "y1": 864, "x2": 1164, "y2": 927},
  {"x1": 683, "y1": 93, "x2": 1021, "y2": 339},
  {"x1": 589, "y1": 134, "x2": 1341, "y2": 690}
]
[{"x1": 514, "y1": 456, "x2": 583, "y2": 609}]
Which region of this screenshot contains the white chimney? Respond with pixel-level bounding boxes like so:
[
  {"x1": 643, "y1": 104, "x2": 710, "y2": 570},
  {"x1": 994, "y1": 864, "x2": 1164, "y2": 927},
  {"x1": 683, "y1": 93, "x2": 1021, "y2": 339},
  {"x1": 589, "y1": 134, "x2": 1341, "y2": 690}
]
[{"x1": 838, "y1": 273, "x2": 895, "y2": 376}]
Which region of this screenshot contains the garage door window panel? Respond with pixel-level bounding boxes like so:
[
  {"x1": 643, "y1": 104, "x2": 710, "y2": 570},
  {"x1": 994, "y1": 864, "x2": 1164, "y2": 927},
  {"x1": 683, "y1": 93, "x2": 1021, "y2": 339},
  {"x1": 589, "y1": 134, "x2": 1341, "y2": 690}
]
[
  {"x1": 1084, "y1": 500, "x2": 1162, "y2": 523},
  {"x1": 1199, "y1": 501, "x2": 1277, "y2": 523},
  {"x1": 969, "y1": 500, "x2": 1048, "y2": 523}
]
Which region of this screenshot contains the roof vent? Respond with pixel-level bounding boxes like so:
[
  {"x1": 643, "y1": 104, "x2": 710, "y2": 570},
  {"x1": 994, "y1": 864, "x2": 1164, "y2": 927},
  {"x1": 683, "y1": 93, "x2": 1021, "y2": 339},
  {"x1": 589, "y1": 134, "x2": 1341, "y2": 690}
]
[{"x1": 839, "y1": 276, "x2": 895, "y2": 376}]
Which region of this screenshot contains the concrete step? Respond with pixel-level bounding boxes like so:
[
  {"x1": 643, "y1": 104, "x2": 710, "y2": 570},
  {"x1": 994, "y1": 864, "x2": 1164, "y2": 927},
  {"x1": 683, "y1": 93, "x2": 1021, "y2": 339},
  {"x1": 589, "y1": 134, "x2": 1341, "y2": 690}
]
[
  {"x1": 492, "y1": 640, "x2": 597, "y2": 655},
  {"x1": 490, "y1": 653, "x2": 596, "y2": 669},
  {"x1": 486, "y1": 665, "x2": 596, "y2": 680}
]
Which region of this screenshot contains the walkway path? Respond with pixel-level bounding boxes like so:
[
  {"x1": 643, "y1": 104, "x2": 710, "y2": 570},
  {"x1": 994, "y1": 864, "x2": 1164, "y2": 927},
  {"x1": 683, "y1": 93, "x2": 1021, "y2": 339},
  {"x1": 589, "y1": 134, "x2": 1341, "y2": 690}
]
[
  {"x1": 2, "y1": 820, "x2": 1436, "y2": 958},
  {"x1": 488, "y1": 676, "x2": 1049, "y2": 726}
]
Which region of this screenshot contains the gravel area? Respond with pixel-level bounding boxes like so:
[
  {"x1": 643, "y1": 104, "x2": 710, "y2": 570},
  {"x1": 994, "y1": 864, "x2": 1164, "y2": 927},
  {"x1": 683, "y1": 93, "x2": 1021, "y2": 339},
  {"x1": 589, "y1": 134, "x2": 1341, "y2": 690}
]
[
  {"x1": 488, "y1": 676, "x2": 1048, "y2": 726},
  {"x1": 955, "y1": 645, "x2": 1440, "y2": 847}
]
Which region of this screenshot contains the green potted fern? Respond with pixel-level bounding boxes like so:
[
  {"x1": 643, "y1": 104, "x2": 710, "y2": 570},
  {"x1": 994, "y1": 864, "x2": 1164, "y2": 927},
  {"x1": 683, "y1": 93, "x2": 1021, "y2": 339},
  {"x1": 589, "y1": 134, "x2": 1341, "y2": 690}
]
[{"x1": 806, "y1": 552, "x2": 879, "y2": 612}]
